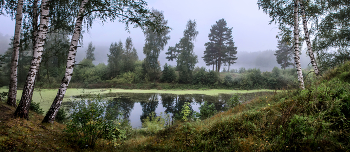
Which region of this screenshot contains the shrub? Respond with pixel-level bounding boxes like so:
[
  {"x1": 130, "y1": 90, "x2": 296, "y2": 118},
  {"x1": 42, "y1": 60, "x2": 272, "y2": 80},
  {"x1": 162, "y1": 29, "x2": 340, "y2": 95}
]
[
  {"x1": 65, "y1": 97, "x2": 125, "y2": 149},
  {"x1": 160, "y1": 63, "x2": 177, "y2": 83},
  {"x1": 29, "y1": 101, "x2": 44, "y2": 115},
  {"x1": 142, "y1": 112, "x2": 171, "y2": 135},
  {"x1": 227, "y1": 94, "x2": 240, "y2": 108},
  {"x1": 206, "y1": 71, "x2": 219, "y2": 85},
  {"x1": 224, "y1": 75, "x2": 234, "y2": 87},
  {"x1": 192, "y1": 67, "x2": 207, "y2": 85},
  {"x1": 0, "y1": 92, "x2": 8, "y2": 102},
  {"x1": 55, "y1": 107, "x2": 67, "y2": 123},
  {"x1": 198, "y1": 101, "x2": 217, "y2": 120}
]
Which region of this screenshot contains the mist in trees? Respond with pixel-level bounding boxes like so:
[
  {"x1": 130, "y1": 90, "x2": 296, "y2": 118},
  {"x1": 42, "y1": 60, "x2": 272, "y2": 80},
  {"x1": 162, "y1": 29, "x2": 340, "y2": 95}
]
[{"x1": 86, "y1": 42, "x2": 95, "y2": 61}]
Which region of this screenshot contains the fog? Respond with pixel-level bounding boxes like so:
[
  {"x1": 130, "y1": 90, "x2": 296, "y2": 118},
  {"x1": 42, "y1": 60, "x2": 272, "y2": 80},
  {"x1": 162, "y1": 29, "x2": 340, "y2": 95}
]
[{"x1": 0, "y1": 0, "x2": 311, "y2": 71}]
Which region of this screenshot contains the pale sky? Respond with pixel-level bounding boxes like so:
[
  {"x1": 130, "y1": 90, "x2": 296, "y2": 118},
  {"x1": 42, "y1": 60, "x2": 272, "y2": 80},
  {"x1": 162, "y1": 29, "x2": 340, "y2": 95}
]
[{"x1": 0, "y1": 0, "x2": 304, "y2": 70}]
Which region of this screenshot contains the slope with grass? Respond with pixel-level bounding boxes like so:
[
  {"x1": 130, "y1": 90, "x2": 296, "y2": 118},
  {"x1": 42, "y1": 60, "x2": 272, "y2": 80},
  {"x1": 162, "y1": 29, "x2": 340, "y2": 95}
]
[{"x1": 118, "y1": 62, "x2": 350, "y2": 151}]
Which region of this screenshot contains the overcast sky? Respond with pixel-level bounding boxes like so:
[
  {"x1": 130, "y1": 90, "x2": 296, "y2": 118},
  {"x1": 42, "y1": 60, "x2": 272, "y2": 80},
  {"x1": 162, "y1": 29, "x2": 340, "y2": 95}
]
[{"x1": 0, "y1": 0, "x2": 295, "y2": 70}]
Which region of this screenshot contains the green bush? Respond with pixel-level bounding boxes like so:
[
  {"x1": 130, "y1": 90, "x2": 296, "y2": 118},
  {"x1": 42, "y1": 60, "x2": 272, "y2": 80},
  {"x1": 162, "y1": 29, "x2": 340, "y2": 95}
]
[
  {"x1": 224, "y1": 75, "x2": 234, "y2": 87},
  {"x1": 192, "y1": 67, "x2": 207, "y2": 85},
  {"x1": 142, "y1": 112, "x2": 171, "y2": 135},
  {"x1": 227, "y1": 94, "x2": 240, "y2": 108},
  {"x1": 160, "y1": 63, "x2": 177, "y2": 83},
  {"x1": 56, "y1": 107, "x2": 67, "y2": 123},
  {"x1": 198, "y1": 101, "x2": 217, "y2": 120},
  {"x1": 206, "y1": 71, "x2": 219, "y2": 85},
  {"x1": 29, "y1": 101, "x2": 44, "y2": 115},
  {"x1": 0, "y1": 92, "x2": 8, "y2": 102},
  {"x1": 65, "y1": 97, "x2": 125, "y2": 149}
]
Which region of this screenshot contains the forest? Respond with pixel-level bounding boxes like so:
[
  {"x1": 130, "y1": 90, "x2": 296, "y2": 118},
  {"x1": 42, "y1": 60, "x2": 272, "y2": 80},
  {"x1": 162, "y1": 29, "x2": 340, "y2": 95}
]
[{"x1": 0, "y1": 0, "x2": 349, "y2": 151}]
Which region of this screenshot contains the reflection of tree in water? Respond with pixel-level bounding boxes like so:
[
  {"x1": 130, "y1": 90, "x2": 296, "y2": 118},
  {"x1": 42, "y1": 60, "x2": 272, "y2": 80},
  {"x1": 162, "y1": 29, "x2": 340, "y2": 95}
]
[
  {"x1": 140, "y1": 94, "x2": 159, "y2": 123},
  {"x1": 160, "y1": 94, "x2": 195, "y2": 120},
  {"x1": 160, "y1": 94, "x2": 176, "y2": 114},
  {"x1": 106, "y1": 97, "x2": 135, "y2": 121}
]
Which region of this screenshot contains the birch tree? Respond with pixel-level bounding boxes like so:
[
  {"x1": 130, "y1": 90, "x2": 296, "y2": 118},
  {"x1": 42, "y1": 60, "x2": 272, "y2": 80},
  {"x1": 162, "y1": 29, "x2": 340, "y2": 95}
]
[
  {"x1": 43, "y1": 0, "x2": 169, "y2": 123},
  {"x1": 300, "y1": 0, "x2": 319, "y2": 75},
  {"x1": 7, "y1": 0, "x2": 23, "y2": 107},
  {"x1": 42, "y1": 0, "x2": 88, "y2": 123},
  {"x1": 293, "y1": 0, "x2": 304, "y2": 89},
  {"x1": 258, "y1": 0, "x2": 305, "y2": 89},
  {"x1": 14, "y1": 0, "x2": 50, "y2": 118}
]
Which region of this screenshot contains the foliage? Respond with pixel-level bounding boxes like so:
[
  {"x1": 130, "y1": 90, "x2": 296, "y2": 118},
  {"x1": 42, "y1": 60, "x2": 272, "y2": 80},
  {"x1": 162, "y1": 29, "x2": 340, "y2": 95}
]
[
  {"x1": 203, "y1": 18, "x2": 237, "y2": 72},
  {"x1": 160, "y1": 63, "x2": 177, "y2": 83},
  {"x1": 107, "y1": 41, "x2": 124, "y2": 79},
  {"x1": 0, "y1": 91, "x2": 8, "y2": 102},
  {"x1": 117, "y1": 61, "x2": 350, "y2": 151},
  {"x1": 274, "y1": 40, "x2": 294, "y2": 69},
  {"x1": 55, "y1": 107, "x2": 67, "y2": 123},
  {"x1": 142, "y1": 112, "x2": 171, "y2": 135},
  {"x1": 65, "y1": 98, "x2": 125, "y2": 149},
  {"x1": 166, "y1": 20, "x2": 198, "y2": 84},
  {"x1": 85, "y1": 42, "x2": 95, "y2": 61},
  {"x1": 142, "y1": 9, "x2": 170, "y2": 81},
  {"x1": 29, "y1": 101, "x2": 44, "y2": 115},
  {"x1": 180, "y1": 102, "x2": 192, "y2": 122},
  {"x1": 198, "y1": 101, "x2": 217, "y2": 120},
  {"x1": 227, "y1": 94, "x2": 240, "y2": 108}
]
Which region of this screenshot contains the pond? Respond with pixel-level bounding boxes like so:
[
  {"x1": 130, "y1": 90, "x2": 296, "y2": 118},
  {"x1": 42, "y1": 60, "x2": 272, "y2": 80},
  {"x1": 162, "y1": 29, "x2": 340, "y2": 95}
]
[{"x1": 63, "y1": 92, "x2": 273, "y2": 128}]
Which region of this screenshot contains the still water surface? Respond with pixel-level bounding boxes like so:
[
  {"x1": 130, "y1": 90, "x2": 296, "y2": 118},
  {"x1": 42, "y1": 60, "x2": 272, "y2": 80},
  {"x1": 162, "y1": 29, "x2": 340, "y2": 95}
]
[{"x1": 63, "y1": 92, "x2": 272, "y2": 128}]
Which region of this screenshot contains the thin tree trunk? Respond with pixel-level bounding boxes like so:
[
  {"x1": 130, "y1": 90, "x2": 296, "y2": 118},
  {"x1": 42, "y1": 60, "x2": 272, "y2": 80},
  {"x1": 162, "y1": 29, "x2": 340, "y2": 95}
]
[
  {"x1": 14, "y1": 0, "x2": 50, "y2": 119},
  {"x1": 43, "y1": 0, "x2": 89, "y2": 123},
  {"x1": 7, "y1": 0, "x2": 24, "y2": 107},
  {"x1": 300, "y1": 0, "x2": 319, "y2": 75},
  {"x1": 228, "y1": 63, "x2": 230, "y2": 73},
  {"x1": 293, "y1": 0, "x2": 305, "y2": 89}
]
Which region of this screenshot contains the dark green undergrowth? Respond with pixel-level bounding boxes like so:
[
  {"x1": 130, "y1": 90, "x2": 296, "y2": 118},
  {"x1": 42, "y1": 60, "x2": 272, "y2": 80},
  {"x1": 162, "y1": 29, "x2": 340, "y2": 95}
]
[{"x1": 118, "y1": 62, "x2": 350, "y2": 152}]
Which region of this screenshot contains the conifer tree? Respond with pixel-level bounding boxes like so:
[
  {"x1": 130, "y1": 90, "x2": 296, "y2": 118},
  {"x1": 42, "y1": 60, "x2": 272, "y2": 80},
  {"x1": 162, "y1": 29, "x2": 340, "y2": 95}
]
[
  {"x1": 86, "y1": 42, "x2": 95, "y2": 61},
  {"x1": 203, "y1": 19, "x2": 236, "y2": 72}
]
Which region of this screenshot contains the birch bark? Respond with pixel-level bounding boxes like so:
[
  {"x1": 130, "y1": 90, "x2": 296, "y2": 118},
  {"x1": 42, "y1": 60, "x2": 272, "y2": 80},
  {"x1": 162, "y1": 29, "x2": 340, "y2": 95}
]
[
  {"x1": 14, "y1": 0, "x2": 50, "y2": 119},
  {"x1": 293, "y1": 0, "x2": 305, "y2": 89},
  {"x1": 43, "y1": 0, "x2": 89, "y2": 123},
  {"x1": 7, "y1": 0, "x2": 24, "y2": 107},
  {"x1": 300, "y1": 0, "x2": 319, "y2": 75}
]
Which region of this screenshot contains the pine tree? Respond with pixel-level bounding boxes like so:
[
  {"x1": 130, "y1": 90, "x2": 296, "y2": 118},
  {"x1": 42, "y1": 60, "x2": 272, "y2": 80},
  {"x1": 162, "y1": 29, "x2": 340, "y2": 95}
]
[
  {"x1": 86, "y1": 42, "x2": 95, "y2": 61},
  {"x1": 203, "y1": 19, "x2": 236, "y2": 72}
]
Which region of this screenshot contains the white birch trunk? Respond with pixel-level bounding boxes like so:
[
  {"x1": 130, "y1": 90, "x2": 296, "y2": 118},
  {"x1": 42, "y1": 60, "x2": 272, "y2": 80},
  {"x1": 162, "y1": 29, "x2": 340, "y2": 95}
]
[
  {"x1": 7, "y1": 0, "x2": 23, "y2": 107},
  {"x1": 293, "y1": 0, "x2": 305, "y2": 89},
  {"x1": 14, "y1": 0, "x2": 50, "y2": 119},
  {"x1": 300, "y1": 0, "x2": 319, "y2": 75},
  {"x1": 43, "y1": 0, "x2": 89, "y2": 123}
]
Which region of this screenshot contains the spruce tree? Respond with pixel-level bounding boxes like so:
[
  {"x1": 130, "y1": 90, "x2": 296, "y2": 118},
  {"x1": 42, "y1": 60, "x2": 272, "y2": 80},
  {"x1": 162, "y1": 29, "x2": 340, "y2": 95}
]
[{"x1": 86, "y1": 42, "x2": 95, "y2": 61}]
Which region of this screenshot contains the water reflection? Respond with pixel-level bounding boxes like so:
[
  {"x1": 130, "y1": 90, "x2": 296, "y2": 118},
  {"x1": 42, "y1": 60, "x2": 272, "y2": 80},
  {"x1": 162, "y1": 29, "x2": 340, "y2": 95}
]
[{"x1": 65, "y1": 92, "x2": 273, "y2": 128}]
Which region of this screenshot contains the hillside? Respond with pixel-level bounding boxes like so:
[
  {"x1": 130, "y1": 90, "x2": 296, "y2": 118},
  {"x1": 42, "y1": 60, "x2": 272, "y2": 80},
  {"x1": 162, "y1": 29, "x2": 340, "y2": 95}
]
[{"x1": 119, "y1": 62, "x2": 350, "y2": 151}]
